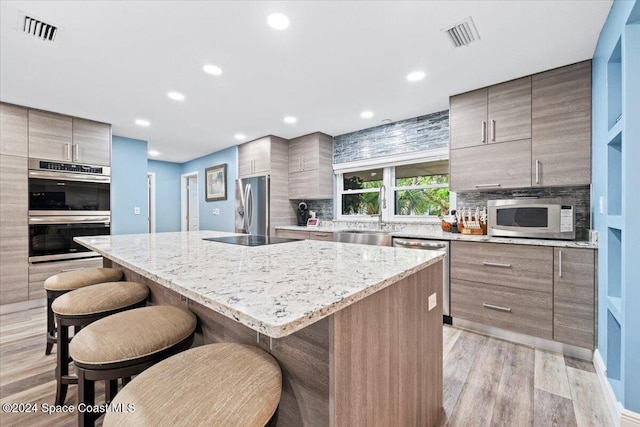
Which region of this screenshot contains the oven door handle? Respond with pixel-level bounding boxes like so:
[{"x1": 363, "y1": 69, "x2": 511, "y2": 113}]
[
  {"x1": 29, "y1": 170, "x2": 111, "y2": 183},
  {"x1": 29, "y1": 216, "x2": 111, "y2": 225}
]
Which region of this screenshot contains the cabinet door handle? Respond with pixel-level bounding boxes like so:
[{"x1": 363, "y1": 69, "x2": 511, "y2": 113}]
[
  {"x1": 491, "y1": 119, "x2": 496, "y2": 141},
  {"x1": 475, "y1": 184, "x2": 501, "y2": 188},
  {"x1": 481, "y1": 121, "x2": 487, "y2": 143},
  {"x1": 535, "y1": 160, "x2": 540, "y2": 184},
  {"x1": 302, "y1": 156, "x2": 305, "y2": 171},
  {"x1": 299, "y1": 157, "x2": 302, "y2": 171},
  {"x1": 65, "y1": 144, "x2": 71, "y2": 160},
  {"x1": 483, "y1": 303, "x2": 512, "y2": 312},
  {"x1": 559, "y1": 250, "x2": 562, "y2": 278},
  {"x1": 482, "y1": 261, "x2": 512, "y2": 268},
  {"x1": 73, "y1": 144, "x2": 79, "y2": 161}
]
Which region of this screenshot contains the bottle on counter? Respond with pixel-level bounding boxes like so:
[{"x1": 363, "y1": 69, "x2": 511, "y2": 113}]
[{"x1": 450, "y1": 210, "x2": 459, "y2": 233}]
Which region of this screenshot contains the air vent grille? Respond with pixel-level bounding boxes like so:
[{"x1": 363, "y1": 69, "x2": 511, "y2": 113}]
[
  {"x1": 444, "y1": 17, "x2": 480, "y2": 47},
  {"x1": 21, "y1": 14, "x2": 57, "y2": 41}
]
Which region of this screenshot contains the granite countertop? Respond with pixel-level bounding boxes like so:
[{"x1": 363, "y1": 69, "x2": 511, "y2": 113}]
[
  {"x1": 75, "y1": 231, "x2": 444, "y2": 338},
  {"x1": 275, "y1": 225, "x2": 597, "y2": 249}
]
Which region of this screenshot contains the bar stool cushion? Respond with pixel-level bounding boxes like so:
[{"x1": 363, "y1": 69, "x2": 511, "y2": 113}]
[
  {"x1": 44, "y1": 268, "x2": 123, "y2": 291},
  {"x1": 52, "y1": 281, "x2": 148, "y2": 316},
  {"x1": 69, "y1": 306, "x2": 197, "y2": 366},
  {"x1": 103, "y1": 343, "x2": 282, "y2": 427}
]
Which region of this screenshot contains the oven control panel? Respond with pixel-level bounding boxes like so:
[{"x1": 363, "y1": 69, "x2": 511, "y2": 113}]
[{"x1": 38, "y1": 161, "x2": 104, "y2": 174}]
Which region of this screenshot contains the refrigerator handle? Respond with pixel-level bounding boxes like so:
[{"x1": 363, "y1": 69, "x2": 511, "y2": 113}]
[{"x1": 245, "y1": 184, "x2": 253, "y2": 233}]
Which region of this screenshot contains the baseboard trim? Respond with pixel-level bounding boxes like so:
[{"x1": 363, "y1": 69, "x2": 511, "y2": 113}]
[
  {"x1": 621, "y1": 409, "x2": 640, "y2": 427},
  {"x1": 0, "y1": 298, "x2": 46, "y2": 315}
]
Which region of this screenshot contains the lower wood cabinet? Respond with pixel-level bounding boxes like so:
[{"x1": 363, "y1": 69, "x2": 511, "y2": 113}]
[
  {"x1": 28, "y1": 257, "x2": 103, "y2": 300},
  {"x1": 275, "y1": 229, "x2": 333, "y2": 241},
  {"x1": 451, "y1": 241, "x2": 595, "y2": 349},
  {"x1": 553, "y1": 247, "x2": 595, "y2": 349}
]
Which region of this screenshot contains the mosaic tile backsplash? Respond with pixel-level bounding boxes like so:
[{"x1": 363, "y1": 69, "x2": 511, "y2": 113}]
[
  {"x1": 456, "y1": 186, "x2": 592, "y2": 240},
  {"x1": 290, "y1": 199, "x2": 334, "y2": 221},
  {"x1": 333, "y1": 110, "x2": 449, "y2": 164}
]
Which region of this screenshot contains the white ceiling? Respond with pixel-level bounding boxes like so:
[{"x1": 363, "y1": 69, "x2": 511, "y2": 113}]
[{"x1": 0, "y1": 1, "x2": 612, "y2": 163}]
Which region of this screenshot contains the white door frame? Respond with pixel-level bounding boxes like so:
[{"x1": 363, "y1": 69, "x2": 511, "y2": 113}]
[
  {"x1": 181, "y1": 171, "x2": 199, "y2": 231},
  {"x1": 147, "y1": 172, "x2": 156, "y2": 233}
]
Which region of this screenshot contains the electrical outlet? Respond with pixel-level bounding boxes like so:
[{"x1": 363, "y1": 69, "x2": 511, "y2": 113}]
[
  {"x1": 134, "y1": 207, "x2": 140, "y2": 215},
  {"x1": 212, "y1": 208, "x2": 220, "y2": 215},
  {"x1": 428, "y1": 293, "x2": 437, "y2": 311}
]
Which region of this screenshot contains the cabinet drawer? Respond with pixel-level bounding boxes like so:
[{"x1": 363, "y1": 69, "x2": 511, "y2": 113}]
[
  {"x1": 451, "y1": 279, "x2": 552, "y2": 339},
  {"x1": 309, "y1": 231, "x2": 333, "y2": 241},
  {"x1": 451, "y1": 241, "x2": 552, "y2": 293},
  {"x1": 275, "y1": 229, "x2": 310, "y2": 240},
  {"x1": 28, "y1": 257, "x2": 103, "y2": 300}
]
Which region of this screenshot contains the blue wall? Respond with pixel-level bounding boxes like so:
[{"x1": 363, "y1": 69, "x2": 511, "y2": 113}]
[
  {"x1": 111, "y1": 136, "x2": 149, "y2": 235},
  {"x1": 148, "y1": 160, "x2": 182, "y2": 232},
  {"x1": 592, "y1": 0, "x2": 640, "y2": 412},
  {"x1": 180, "y1": 146, "x2": 238, "y2": 232}
]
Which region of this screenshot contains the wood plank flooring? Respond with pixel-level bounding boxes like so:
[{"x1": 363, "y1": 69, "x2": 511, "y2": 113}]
[{"x1": 1, "y1": 308, "x2": 613, "y2": 426}]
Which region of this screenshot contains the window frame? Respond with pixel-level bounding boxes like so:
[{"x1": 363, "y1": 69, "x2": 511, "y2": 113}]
[{"x1": 334, "y1": 149, "x2": 454, "y2": 223}]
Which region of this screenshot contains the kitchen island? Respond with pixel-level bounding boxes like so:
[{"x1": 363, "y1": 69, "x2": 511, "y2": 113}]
[{"x1": 76, "y1": 231, "x2": 445, "y2": 426}]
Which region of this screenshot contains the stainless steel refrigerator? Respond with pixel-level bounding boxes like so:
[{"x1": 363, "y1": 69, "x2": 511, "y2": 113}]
[{"x1": 235, "y1": 175, "x2": 270, "y2": 235}]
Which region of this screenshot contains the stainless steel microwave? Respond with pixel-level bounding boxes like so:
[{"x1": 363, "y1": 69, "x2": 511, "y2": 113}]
[{"x1": 487, "y1": 198, "x2": 575, "y2": 240}]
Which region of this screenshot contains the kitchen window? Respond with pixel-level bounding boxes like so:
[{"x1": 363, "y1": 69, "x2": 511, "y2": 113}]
[{"x1": 336, "y1": 157, "x2": 452, "y2": 221}]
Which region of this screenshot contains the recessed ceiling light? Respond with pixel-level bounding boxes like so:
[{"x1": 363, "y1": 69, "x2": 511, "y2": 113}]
[
  {"x1": 168, "y1": 92, "x2": 185, "y2": 101},
  {"x1": 407, "y1": 71, "x2": 426, "y2": 82},
  {"x1": 234, "y1": 133, "x2": 246, "y2": 140},
  {"x1": 284, "y1": 116, "x2": 297, "y2": 124},
  {"x1": 360, "y1": 111, "x2": 374, "y2": 119},
  {"x1": 268, "y1": 13, "x2": 290, "y2": 30},
  {"x1": 135, "y1": 119, "x2": 150, "y2": 127},
  {"x1": 148, "y1": 150, "x2": 159, "y2": 157},
  {"x1": 203, "y1": 65, "x2": 222, "y2": 75}
]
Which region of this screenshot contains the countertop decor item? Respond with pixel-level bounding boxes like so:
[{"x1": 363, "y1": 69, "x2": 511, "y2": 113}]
[{"x1": 205, "y1": 163, "x2": 227, "y2": 201}]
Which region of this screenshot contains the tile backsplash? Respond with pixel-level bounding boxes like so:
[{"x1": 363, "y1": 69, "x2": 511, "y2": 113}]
[
  {"x1": 333, "y1": 110, "x2": 449, "y2": 164},
  {"x1": 290, "y1": 199, "x2": 334, "y2": 221},
  {"x1": 456, "y1": 186, "x2": 591, "y2": 240}
]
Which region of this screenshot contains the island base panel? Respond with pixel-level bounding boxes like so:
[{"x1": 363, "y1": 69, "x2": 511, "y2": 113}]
[{"x1": 105, "y1": 258, "x2": 443, "y2": 426}]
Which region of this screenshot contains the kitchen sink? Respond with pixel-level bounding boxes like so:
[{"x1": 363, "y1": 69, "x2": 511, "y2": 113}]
[{"x1": 333, "y1": 230, "x2": 392, "y2": 246}]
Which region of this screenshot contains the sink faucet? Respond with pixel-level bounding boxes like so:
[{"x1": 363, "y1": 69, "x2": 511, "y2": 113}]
[{"x1": 378, "y1": 185, "x2": 386, "y2": 230}]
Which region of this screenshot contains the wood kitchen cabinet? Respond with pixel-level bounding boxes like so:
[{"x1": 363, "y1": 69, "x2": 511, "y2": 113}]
[
  {"x1": 0, "y1": 103, "x2": 28, "y2": 157},
  {"x1": 238, "y1": 136, "x2": 272, "y2": 177},
  {"x1": 451, "y1": 241, "x2": 596, "y2": 350},
  {"x1": 275, "y1": 229, "x2": 333, "y2": 241},
  {"x1": 449, "y1": 139, "x2": 531, "y2": 191},
  {"x1": 288, "y1": 132, "x2": 333, "y2": 199},
  {"x1": 28, "y1": 110, "x2": 111, "y2": 166},
  {"x1": 28, "y1": 257, "x2": 103, "y2": 301},
  {"x1": 532, "y1": 60, "x2": 592, "y2": 187},
  {"x1": 553, "y1": 247, "x2": 595, "y2": 349},
  {"x1": 450, "y1": 76, "x2": 531, "y2": 150}
]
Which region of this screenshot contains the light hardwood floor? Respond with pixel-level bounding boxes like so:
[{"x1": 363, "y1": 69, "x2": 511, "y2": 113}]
[{"x1": 1, "y1": 308, "x2": 613, "y2": 426}]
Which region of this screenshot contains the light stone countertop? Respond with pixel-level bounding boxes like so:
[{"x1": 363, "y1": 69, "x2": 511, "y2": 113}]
[
  {"x1": 75, "y1": 231, "x2": 444, "y2": 338},
  {"x1": 276, "y1": 225, "x2": 598, "y2": 249}
]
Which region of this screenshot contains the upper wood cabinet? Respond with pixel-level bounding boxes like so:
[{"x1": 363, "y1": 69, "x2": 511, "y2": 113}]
[
  {"x1": 0, "y1": 103, "x2": 28, "y2": 157},
  {"x1": 28, "y1": 110, "x2": 111, "y2": 166},
  {"x1": 532, "y1": 60, "x2": 592, "y2": 187},
  {"x1": 450, "y1": 76, "x2": 531, "y2": 150},
  {"x1": 238, "y1": 136, "x2": 272, "y2": 177},
  {"x1": 553, "y1": 247, "x2": 595, "y2": 349},
  {"x1": 288, "y1": 132, "x2": 333, "y2": 199},
  {"x1": 72, "y1": 118, "x2": 111, "y2": 166}
]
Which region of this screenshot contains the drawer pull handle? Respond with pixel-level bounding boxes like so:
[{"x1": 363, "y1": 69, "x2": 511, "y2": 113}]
[
  {"x1": 475, "y1": 184, "x2": 501, "y2": 188},
  {"x1": 314, "y1": 233, "x2": 328, "y2": 237},
  {"x1": 483, "y1": 303, "x2": 512, "y2": 313},
  {"x1": 482, "y1": 261, "x2": 512, "y2": 268}
]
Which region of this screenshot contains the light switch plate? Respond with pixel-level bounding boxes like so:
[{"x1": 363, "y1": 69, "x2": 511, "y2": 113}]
[
  {"x1": 212, "y1": 208, "x2": 220, "y2": 215},
  {"x1": 599, "y1": 196, "x2": 604, "y2": 214},
  {"x1": 428, "y1": 293, "x2": 437, "y2": 311},
  {"x1": 134, "y1": 207, "x2": 140, "y2": 215}
]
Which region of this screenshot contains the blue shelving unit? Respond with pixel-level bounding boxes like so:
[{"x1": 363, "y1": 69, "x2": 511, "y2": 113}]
[{"x1": 592, "y1": 0, "x2": 640, "y2": 414}]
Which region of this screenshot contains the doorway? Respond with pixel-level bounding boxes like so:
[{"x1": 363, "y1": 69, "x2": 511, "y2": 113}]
[
  {"x1": 181, "y1": 172, "x2": 199, "y2": 231},
  {"x1": 147, "y1": 172, "x2": 156, "y2": 233}
]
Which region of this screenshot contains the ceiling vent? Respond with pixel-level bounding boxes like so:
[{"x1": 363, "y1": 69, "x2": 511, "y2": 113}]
[
  {"x1": 443, "y1": 17, "x2": 480, "y2": 47},
  {"x1": 19, "y1": 11, "x2": 58, "y2": 42}
]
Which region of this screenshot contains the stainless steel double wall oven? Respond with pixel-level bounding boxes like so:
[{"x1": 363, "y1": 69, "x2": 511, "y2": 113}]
[{"x1": 28, "y1": 159, "x2": 110, "y2": 262}]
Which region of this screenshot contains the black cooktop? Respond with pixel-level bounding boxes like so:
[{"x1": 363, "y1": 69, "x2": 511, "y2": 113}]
[{"x1": 203, "y1": 235, "x2": 302, "y2": 246}]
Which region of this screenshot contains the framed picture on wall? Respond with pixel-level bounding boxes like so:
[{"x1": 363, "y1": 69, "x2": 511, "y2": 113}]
[{"x1": 205, "y1": 163, "x2": 227, "y2": 201}]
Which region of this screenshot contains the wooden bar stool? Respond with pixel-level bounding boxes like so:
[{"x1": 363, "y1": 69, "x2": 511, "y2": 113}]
[
  {"x1": 103, "y1": 343, "x2": 282, "y2": 427},
  {"x1": 69, "y1": 305, "x2": 197, "y2": 427},
  {"x1": 44, "y1": 267, "x2": 123, "y2": 355},
  {"x1": 51, "y1": 281, "x2": 149, "y2": 405}
]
